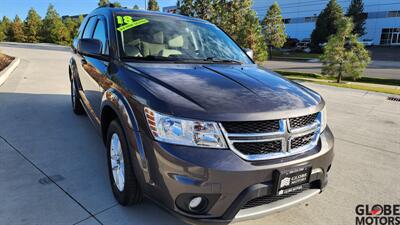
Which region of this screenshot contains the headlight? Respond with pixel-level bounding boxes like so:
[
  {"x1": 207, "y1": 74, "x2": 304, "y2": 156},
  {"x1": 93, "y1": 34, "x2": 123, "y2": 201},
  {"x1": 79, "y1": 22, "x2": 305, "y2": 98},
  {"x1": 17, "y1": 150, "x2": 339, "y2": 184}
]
[
  {"x1": 320, "y1": 106, "x2": 327, "y2": 132},
  {"x1": 144, "y1": 107, "x2": 227, "y2": 148}
]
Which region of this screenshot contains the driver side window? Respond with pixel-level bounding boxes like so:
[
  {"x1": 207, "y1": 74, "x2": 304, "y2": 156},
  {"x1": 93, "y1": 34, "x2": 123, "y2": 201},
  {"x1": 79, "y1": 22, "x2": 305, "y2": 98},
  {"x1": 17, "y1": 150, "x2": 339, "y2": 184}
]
[{"x1": 92, "y1": 19, "x2": 109, "y2": 55}]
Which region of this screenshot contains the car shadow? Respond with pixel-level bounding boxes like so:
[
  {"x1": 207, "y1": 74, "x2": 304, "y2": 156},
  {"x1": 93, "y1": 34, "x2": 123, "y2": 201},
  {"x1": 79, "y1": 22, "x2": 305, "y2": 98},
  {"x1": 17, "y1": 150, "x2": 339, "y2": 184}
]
[{"x1": 0, "y1": 92, "x2": 193, "y2": 225}]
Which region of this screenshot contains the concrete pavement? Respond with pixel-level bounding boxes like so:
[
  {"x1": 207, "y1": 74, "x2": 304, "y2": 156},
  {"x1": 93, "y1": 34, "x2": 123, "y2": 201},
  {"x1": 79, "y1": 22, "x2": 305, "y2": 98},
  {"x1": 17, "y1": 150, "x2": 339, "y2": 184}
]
[
  {"x1": 263, "y1": 60, "x2": 400, "y2": 79},
  {"x1": 0, "y1": 44, "x2": 399, "y2": 225}
]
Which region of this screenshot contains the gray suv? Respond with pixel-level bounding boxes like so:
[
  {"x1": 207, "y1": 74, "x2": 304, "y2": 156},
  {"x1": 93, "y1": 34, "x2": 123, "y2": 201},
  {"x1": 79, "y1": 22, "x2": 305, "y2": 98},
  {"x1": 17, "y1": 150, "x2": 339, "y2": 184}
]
[{"x1": 68, "y1": 5, "x2": 334, "y2": 223}]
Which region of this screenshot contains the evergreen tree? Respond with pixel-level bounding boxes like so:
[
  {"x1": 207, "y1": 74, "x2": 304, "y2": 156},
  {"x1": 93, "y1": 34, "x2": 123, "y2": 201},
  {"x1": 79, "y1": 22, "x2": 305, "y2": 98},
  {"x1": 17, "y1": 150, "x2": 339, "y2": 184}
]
[
  {"x1": 263, "y1": 2, "x2": 286, "y2": 59},
  {"x1": 0, "y1": 16, "x2": 11, "y2": 41},
  {"x1": 210, "y1": 0, "x2": 228, "y2": 25},
  {"x1": 224, "y1": 0, "x2": 267, "y2": 61},
  {"x1": 78, "y1": 15, "x2": 84, "y2": 25},
  {"x1": 241, "y1": 8, "x2": 268, "y2": 61},
  {"x1": 321, "y1": 17, "x2": 370, "y2": 82},
  {"x1": 0, "y1": 24, "x2": 4, "y2": 42},
  {"x1": 113, "y1": 1, "x2": 122, "y2": 7},
  {"x1": 24, "y1": 8, "x2": 42, "y2": 43},
  {"x1": 178, "y1": 0, "x2": 267, "y2": 61},
  {"x1": 97, "y1": 0, "x2": 121, "y2": 7},
  {"x1": 133, "y1": 4, "x2": 140, "y2": 10},
  {"x1": 64, "y1": 17, "x2": 79, "y2": 42},
  {"x1": 194, "y1": 0, "x2": 214, "y2": 20},
  {"x1": 148, "y1": 0, "x2": 160, "y2": 11},
  {"x1": 311, "y1": 0, "x2": 343, "y2": 47},
  {"x1": 9, "y1": 15, "x2": 26, "y2": 42},
  {"x1": 98, "y1": 0, "x2": 110, "y2": 6},
  {"x1": 41, "y1": 4, "x2": 70, "y2": 45},
  {"x1": 346, "y1": 0, "x2": 366, "y2": 36},
  {"x1": 0, "y1": 18, "x2": 6, "y2": 41},
  {"x1": 179, "y1": 0, "x2": 195, "y2": 16}
]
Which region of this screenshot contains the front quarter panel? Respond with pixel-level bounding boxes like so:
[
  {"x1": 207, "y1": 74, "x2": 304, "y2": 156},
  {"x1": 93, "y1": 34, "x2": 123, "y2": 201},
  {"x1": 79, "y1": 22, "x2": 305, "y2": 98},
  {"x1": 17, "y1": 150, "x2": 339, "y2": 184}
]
[{"x1": 101, "y1": 88, "x2": 151, "y2": 184}]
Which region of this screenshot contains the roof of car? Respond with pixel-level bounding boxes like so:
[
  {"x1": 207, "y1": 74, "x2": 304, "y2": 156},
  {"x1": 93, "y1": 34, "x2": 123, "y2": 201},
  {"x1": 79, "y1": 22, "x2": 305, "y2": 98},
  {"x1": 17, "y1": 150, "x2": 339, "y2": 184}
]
[{"x1": 92, "y1": 6, "x2": 210, "y2": 24}]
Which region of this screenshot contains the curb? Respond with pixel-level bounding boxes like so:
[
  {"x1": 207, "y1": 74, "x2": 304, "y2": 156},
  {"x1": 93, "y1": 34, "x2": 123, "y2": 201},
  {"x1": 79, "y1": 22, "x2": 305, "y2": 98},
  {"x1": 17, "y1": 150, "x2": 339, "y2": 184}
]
[{"x1": 0, "y1": 57, "x2": 20, "y2": 87}]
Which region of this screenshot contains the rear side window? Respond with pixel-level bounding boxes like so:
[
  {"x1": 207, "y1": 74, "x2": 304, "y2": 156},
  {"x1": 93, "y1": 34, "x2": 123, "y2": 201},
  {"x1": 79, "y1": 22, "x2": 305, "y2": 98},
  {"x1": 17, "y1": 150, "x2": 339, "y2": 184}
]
[
  {"x1": 92, "y1": 19, "x2": 108, "y2": 55},
  {"x1": 82, "y1": 17, "x2": 97, "y2": 39}
]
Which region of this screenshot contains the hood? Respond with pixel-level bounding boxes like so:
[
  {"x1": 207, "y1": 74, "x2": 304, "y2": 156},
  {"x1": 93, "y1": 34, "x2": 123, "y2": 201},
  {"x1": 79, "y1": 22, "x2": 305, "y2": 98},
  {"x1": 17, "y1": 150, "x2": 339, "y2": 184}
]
[{"x1": 126, "y1": 63, "x2": 323, "y2": 121}]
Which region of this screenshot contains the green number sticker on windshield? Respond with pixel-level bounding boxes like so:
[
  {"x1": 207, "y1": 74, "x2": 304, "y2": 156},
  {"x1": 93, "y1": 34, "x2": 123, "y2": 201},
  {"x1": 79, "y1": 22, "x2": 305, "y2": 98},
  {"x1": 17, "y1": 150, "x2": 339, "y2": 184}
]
[{"x1": 116, "y1": 16, "x2": 148, "y2": 32}]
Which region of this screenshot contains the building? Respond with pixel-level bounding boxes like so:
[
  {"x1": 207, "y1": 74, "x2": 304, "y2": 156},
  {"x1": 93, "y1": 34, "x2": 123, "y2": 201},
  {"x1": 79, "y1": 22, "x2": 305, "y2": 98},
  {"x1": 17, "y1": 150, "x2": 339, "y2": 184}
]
[
  {"x1": 162, "y1": 0, "x2": 182, "y2": 13},
  {"x1": 253, "y1": 0, "x2": 400, "y2": 46},
  {"x1": 161, "y1": 0, "x2": 400, "y2": 46},
  {"x1": 163, "y1": 6, "x2": 178, "y2": 14}
]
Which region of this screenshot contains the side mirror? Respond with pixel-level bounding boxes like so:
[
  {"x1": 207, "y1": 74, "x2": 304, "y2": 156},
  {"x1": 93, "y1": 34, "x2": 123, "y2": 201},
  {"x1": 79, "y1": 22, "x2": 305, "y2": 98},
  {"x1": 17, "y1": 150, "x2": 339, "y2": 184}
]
[
  {"x1": 78, "y1": 38, "x2": 102, "y2": 56},
  {"x1": 244, "y1": 48, "x2": 254, "y2": 60}
]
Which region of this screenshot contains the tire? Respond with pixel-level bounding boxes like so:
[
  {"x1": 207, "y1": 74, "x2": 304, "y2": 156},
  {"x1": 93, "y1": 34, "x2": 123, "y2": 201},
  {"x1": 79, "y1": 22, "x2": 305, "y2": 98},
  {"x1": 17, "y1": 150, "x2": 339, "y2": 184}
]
[
  {"x1": 106, "y1": 119, "x2": 143, "y2": 206},
  {"x1": 70, "y1": 78, "x2": 85, "y2": 115}
]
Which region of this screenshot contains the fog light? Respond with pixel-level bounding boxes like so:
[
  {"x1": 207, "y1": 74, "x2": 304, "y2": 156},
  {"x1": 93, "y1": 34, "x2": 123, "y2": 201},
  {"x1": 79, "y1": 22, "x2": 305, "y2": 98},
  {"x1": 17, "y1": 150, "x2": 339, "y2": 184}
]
[
  {"x1": 189, "y1": 197, "x2": 203, "y2": 209},
  {"x1": 176, "y1": 193, "x2": 219, "y2": 214},
  {"x1": 188, "y1": 196, "x2": 208, "y2": 212}
]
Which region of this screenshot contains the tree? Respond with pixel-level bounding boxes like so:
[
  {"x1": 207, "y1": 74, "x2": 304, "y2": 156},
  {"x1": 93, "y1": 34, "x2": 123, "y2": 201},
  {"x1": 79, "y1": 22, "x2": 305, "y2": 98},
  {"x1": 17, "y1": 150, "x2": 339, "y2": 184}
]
[
  {"x1": 64, "y1": 17, "x2": 79, "y2": 42},
  {"x1": 179, "y1": 0, "x2": 195, "y2": 16},
  {"x1": 133, "y1": 4, "x2": 140, "y2": 10},
  {"x1": 98, "y1": 0, "x2": 121, "y2": 7},
  {"x1": 41, "y1": 4, "x2": 70, "y2": 45},
  {"x1": 78, "y1": 15, "x2": 84, "y2": 25},
  {"x1": 224, "y1": 0, "x2": 267, "y2": 61},
  {"x1": 24, "y1": 8, "x2": 42, "y2": 43},
  {"x1": 240, "y1": 8, "x2": 268, "y2": 61},
  {"x1": 262, "y1": 2, "x2": 286, "y2": 59},
  {"x1": 148, "y1": 0, "x2": 160, "y2": 11},
  {"x1": 346, "y1": 0, "x2": 366, "y2": 36},
  {"x1": 194, "y1": 0, "x2": 214, "y2": 20},
  {"x1": 321, "y1": 17, "x2": 370, "y2": 83},
  {"x1": 98, "y1": 0, "x2": 109, "y2": 6},
  {"x1": 210, "y1": 0, "x2": 229, "y2": 25},
  {"x1": 311, "y1": 0, "x2": 343, "y2": 47},
  {"x1": 0, "y1": 23, "x2": 4, "y2": 42},
  {"x1": 9, "y1": 15, "x2": 26, "y2": 42},
  {"x1": 0, "y1": 18, "x2": 6, "y2": 41},
  {"x1": 0, "y1": 16, "x2": 11, "y2": 41},
  {"x1": 113, "y1": 1, "x2": 122, "y2": 7},
  {"x1": 178, "y1": 0, "x2": 267, "y2": 61}
]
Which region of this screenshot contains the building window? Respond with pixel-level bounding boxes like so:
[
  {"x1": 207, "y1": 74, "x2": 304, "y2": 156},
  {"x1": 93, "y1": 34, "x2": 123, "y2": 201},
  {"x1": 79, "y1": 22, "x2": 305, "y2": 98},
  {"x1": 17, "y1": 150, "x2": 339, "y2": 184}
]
[
  {"x1": 380, "y1": 28, "x2": 400, "y2": 45},
  {"x1": 304, "y1": 16, "x2": 317, "y2": 23},
  {"x1": 388, "y1": 11, "x2": 400, "y2": 17},
  {"x1": 283, "y1": 18, "x2": 291, "y2": 24}
]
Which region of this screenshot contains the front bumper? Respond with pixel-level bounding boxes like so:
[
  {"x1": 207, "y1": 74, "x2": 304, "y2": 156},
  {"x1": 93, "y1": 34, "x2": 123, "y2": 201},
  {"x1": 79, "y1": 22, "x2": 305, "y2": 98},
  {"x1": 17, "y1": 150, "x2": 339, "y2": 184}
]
[{"x1": 139, "y1": 126, "x2": 334, "y2": 222}]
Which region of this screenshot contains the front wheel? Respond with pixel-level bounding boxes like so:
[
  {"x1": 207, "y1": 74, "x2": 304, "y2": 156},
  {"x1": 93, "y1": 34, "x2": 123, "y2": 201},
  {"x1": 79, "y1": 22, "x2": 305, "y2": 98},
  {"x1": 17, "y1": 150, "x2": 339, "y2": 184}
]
[
  {"x1": 106, "y1": 120, "x2": 143, "y2": 206},
  {"x1": 70, "y1": 78, "x2": 85, "y2": 115}
]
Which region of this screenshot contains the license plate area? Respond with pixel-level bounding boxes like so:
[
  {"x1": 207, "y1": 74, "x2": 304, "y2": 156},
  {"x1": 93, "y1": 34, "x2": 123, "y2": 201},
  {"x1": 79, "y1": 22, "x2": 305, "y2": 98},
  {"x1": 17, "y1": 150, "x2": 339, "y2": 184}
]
[{"x1": 274, "y1": 166, "x2": 311, "y2": 196}]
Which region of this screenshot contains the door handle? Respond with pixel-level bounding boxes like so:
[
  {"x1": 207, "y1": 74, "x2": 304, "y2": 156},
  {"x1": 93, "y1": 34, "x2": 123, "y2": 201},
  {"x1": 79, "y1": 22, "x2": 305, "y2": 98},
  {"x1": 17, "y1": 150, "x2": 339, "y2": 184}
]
[{"x1": 81, "y1": 58, "x2": 87, "y2": 65}]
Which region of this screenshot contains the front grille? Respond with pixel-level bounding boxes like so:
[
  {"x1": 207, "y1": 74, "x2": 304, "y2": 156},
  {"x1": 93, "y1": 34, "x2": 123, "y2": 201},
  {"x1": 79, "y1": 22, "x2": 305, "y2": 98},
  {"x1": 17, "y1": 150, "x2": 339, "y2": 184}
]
[
  {"x1": 290, "y1": 132, "x2": 315, "y2": 149},
  {"x1": 220, "y1": 112, "x2": 321, "y2": 160},
  {"x1": 241, "y1": 184, "x2": 310, "y2": 209},
  {"x1": 289, "y1": 113, "x2": 318, "y2": 130},
  {"x1": 233, "y1": 140, "x2": 282, "y2": 155},
  {"x1": 221, "y1": 120, "x2": 280, "y2": 133}
]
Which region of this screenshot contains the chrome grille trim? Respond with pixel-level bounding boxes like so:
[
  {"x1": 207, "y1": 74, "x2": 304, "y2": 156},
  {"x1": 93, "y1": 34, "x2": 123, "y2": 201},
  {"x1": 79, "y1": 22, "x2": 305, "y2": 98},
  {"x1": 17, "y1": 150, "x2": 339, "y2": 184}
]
[{"x1": 219, "y1": 113, "x2": 322, "y2": 161}]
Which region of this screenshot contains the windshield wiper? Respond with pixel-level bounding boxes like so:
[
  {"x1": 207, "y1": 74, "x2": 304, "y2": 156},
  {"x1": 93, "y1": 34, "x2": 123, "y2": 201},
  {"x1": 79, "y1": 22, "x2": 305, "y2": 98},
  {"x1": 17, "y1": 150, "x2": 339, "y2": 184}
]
[
  {"x1": 124, "y1": 55, "x2": 208, "y2": 63},
  {"x1": 204, "y1": 57, "x2": 242, "y2": 64},
  {"x1": 124, "y1": 55, "x2": 181, "y2": 61}
]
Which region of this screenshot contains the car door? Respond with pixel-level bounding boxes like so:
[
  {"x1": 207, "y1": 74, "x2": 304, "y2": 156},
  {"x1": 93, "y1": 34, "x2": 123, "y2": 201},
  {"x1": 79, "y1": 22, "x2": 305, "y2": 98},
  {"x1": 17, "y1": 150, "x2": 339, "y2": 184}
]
[{"x1": 79, "y1": 16, "x2": 110, "y2": 120}]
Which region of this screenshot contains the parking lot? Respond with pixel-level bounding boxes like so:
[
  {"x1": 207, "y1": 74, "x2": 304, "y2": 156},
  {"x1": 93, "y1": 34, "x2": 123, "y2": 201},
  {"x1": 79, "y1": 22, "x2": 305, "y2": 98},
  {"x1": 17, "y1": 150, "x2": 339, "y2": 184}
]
[{"x1": 0, "y1": 44, "x2": 399, "y2": 225}]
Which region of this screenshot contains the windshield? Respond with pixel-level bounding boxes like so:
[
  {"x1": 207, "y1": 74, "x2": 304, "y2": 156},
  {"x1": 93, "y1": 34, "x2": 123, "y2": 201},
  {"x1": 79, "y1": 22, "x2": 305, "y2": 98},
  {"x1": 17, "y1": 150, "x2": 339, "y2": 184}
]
[{"x1": 114, "y1": 14, "x2": 253, "y2": 64}]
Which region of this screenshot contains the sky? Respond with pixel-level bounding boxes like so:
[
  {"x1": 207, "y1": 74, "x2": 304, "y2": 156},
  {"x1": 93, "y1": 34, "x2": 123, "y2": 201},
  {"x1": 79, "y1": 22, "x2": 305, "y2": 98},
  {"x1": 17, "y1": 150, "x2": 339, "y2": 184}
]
[{"x1": 0, "y1": 0, "x2": 178, "y2": 19}]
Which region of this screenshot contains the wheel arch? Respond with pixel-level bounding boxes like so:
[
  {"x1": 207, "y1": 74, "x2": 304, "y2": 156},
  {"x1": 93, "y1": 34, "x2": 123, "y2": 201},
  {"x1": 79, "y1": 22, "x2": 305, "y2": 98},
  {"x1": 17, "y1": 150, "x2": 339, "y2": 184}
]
[
  {"x1": 100, "y1": 88, "x2": 151, "y2": 184},
  {"x1": 68, "y1": 57, "x2": 78, "y2": 81}
]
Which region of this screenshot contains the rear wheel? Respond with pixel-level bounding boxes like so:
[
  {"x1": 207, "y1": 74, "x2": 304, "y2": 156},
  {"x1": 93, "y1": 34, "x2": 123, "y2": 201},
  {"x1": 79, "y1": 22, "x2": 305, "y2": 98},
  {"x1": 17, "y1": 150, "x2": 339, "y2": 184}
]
[
  {"x1": 106, "y1": 120, "x2": 142, "y2": 206},
  {"x1": 70, "y1": 78, "x2": 85, "y2": 115}
]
